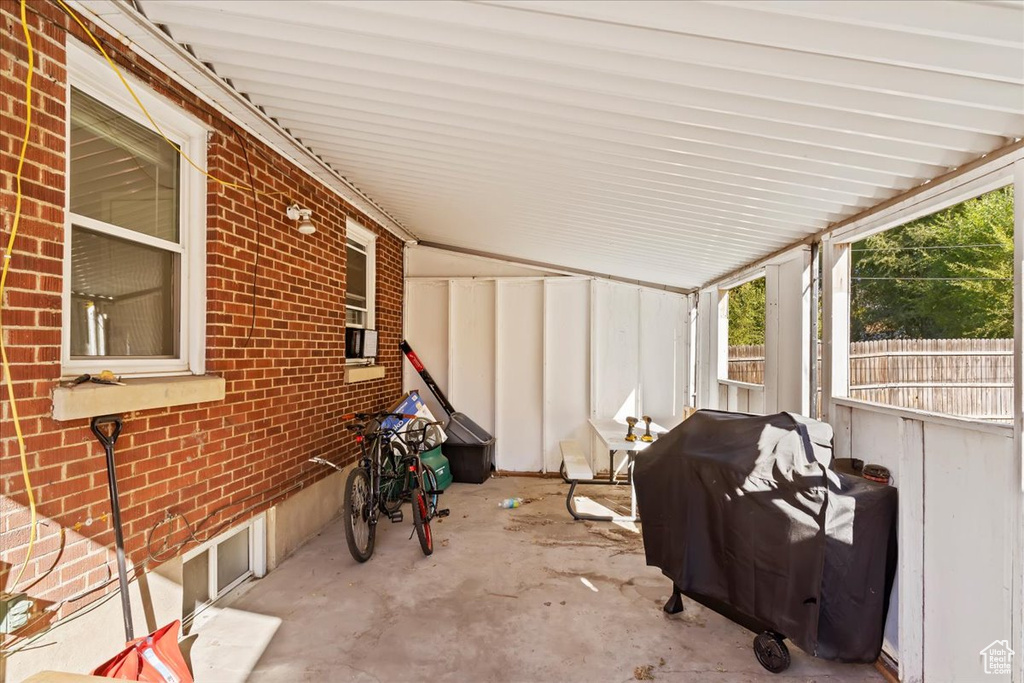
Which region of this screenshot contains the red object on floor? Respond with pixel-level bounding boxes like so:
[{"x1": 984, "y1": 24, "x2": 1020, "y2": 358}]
[{"x1": 93, "y1": 620, "x2": 193, "y2": 682}]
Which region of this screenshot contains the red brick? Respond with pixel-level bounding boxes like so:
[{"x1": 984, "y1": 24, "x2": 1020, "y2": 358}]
[{"x1": 0, "y1": 1, "x2": 403, "y2": 615}]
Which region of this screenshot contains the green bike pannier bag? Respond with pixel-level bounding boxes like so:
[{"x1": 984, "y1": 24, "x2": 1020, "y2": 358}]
[{"x1": 421, "y1": 445, "x2": 453, "y2": 491}]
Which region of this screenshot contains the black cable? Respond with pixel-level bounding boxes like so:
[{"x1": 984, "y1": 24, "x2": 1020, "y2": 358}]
[{"x1": 229, "y1": 125, "x2": 264, "y2": 349}]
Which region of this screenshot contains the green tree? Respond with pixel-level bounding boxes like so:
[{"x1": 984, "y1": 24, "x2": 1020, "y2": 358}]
[
  {"x1": 850, "y1": 186, "x2": 1013, "y2": 341},
  {"x1": 728, "y1": 277, "x2": 766, "y2": 345}
]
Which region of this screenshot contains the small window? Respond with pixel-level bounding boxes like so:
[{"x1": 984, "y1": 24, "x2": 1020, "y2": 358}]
[
  {"x1": 345, "y1": 217, "x2": 376, "y2": 330},
  {"x1": 725, "y1": 276, "x2": 766, "y2": 384},
  {"x1": 181, "y1": 517, "x2": 265, "y2": 622},
  {"x1": 64, "y1": 44, "x2": 206, "y2": 377},
  {"x1": 849, "y1": 186, "x2": 1013, "y2": 420}
]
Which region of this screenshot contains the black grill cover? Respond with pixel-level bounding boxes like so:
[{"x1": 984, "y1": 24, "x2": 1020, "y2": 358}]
[{"x1": 634, "y1": 410, "x2": 897, "y2": 663}]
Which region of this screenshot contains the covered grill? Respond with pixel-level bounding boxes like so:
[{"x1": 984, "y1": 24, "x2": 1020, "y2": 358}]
[{"x1": 634, "y1": 410, "x2": 898, "y2": 671}]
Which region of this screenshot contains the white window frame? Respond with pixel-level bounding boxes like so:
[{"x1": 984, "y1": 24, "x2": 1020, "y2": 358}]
[
  {"x1": 345, "y1": 217, "x2": 376, "y2": 333},
  {"x1": 63, "y1": 42, "x2": 207, "y2": 378},
  {"x1": 718, "y1": 271, "x2": 766, "y2": 386},
  {"x1": 181, "y1": 514, "x2": 266, "y2": 623},
  {"x1": 822, "y1": 164, "x2": 1015, "y2": 425}
]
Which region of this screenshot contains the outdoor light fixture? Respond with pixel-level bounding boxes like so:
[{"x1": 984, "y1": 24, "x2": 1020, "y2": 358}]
[{"x1": 286, "y1": 203, "x2": 316, "y2": 235}]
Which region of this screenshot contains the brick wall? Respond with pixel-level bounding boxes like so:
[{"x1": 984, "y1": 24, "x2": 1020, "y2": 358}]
[{"x1": 0, "y1": 0, "x2": 405, "y2": 641}]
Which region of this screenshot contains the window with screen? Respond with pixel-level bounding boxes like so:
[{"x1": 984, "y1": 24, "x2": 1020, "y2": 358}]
[
  {"x1": 848, "y1": 186, "x2": 1013, "y2": 421},
  {"x1": 724, "y1": 276, "x2": 766, "y2": 384}
]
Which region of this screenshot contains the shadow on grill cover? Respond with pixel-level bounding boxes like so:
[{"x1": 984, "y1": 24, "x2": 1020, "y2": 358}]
[{"x1": 634, "y1": 409, "x2": 897, "y2": 666}]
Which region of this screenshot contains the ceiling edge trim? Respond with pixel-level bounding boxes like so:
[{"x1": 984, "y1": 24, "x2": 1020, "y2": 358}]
[
  {"x1": 700, "y1": 137, "x2": 1024, "y2": 291},
  {"x1": 418, "y1": 241, "x2": 695, "y2": 294}
]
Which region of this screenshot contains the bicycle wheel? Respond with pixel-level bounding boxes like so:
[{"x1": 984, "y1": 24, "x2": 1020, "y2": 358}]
[
  {"x1": 344, "y1": 467, "x2": 375, "y2": 562},
  {"x1": 411, "y1": 490, "x2": 433, "y2": 556}
]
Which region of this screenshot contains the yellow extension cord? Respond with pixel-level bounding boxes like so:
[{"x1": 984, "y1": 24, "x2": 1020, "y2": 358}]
[
  {"x1": 1, "y1": 0, "x2": 301, "y2": 592},
  {"x1": 57, "y1": 0, "x2": 294, "y2": 202},
  {"x1": 4, "y1": 0, "x2": 38, "y2": 591}
]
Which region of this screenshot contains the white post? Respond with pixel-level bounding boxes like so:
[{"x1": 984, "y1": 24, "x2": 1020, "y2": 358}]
[
  {"x1": 764, "y1": 265, "x2": 781, "y2": 414},
  {"x1": 695, "y1": 287, "x2": 722, "y2": 410},
  {"x1": 717, "y1": 289, "x2": 729, "y2": 383},
  {"x1": 764, "y1": 249, "x2": 813, "y2": 415},
  {"x1": 820, "y1": 236, "x2": 851, "y2": 424},
  {"x1": 898, "y1": 417, "x2": 925, "y2": 683},
  {"x1": 1012, "y1": 159, "x2": 1024, "y2": 683}
]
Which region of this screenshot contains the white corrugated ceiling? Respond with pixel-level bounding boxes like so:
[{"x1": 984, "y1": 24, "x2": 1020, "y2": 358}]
[{"x1": 134, "y1": 0, "x2": 1024, "y2": 289}]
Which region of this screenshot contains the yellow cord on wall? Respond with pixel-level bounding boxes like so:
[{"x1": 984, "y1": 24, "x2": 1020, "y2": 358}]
[
  {"x1": 56, "y1": 0, "x2": 297, "y2": 204},
  {"x1": 4, "y1": 0, "x2": 39, "y2": 591}
]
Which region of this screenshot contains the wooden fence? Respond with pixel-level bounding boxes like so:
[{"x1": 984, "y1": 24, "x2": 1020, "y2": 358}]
[{"x1": 728, "y1": 338, "x2": 1013, "y2": 421}]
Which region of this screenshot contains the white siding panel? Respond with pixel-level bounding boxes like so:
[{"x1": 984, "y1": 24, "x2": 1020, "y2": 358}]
[
  {"x1": 449, "y1": 280, "x2": 496, "y2": 433},
  {"x1": 494, "y1": 281, "x2": 544, "y2": 471},
  {"x1": 543, "y1": 279, "x2": 591, "y2": 472},
  {"x1": 593, "y1": 280, "x2": 641, "y2": 420},
  {"x1": 404, "y1": 280, "x2": 450, "y2": 420},
  {"x1": 922, "y1": 424, "x2": 1014, "y2": 683},
  {"x1": 640, "y1": 289, "x2": 686, "y2": 421}
]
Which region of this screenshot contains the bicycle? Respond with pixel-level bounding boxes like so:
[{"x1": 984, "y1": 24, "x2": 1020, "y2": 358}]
[{"x1": 311, "y1": 412, "x2": 447, "y2": 562}]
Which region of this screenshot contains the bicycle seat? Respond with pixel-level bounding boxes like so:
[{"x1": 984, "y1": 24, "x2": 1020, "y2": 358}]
[{"x1": 345, "y1": 423, "x2": 365, "y2": 433}]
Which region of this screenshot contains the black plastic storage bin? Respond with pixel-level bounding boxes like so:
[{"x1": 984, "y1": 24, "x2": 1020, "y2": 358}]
[{"x1": 443, "y1": 412, "x2": 495, "y2": 484}]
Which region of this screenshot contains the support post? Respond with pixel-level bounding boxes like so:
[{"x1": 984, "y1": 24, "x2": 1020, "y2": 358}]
[
  {"x1": 820, "y1": 237, "x2": 850, "y2": 424},
  {"x1": 1012, "y1": 159, "x2": 1024, "y2": 683},
  {"x1": 898, "y1": 417, "x2": 925, "y2": 683}
]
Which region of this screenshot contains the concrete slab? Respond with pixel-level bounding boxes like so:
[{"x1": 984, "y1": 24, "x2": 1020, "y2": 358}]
[{"x1": 189, "y1": 476, "x2": 883, "y2": 682}]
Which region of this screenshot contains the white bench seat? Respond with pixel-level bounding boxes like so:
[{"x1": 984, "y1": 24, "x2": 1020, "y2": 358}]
[{"x1": 560, "y1": 440, "x2": 593, "y2": 481}]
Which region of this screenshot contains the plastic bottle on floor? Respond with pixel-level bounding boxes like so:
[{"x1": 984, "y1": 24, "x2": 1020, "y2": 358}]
[{"x1": 498, "y1": 497, "x2": 523, "y2": 509}]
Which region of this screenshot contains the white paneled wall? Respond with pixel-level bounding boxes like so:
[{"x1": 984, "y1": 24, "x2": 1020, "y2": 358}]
[
  {"x1": 591, "y1": 280, "x2": 641, "y2": 421},
  {"x1": 833, "y1": 402, "x2": 1015, "y2": 682},
  {"x1": 543, "y1": 279, "x2": 590, "y2": 474},
  {"x1": 495, "y1": 281, "x2": 545, "y2": 472},
  {"x1": 449, "y1": 281, "x2": 496, "y2": 434},
  {"x1": 405, "y1": 272, "x2": 690, "y2": 473},
  {"x1": 405, "y1": 280, "x2": 450, "y2": 422}
]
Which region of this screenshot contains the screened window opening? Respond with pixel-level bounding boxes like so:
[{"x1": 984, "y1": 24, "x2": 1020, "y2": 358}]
[
  {"x1": 725, "y1": 277, "x2": 766, "y2": 384},
  {"x1": 848, "y1": 186, "x2": 1013, "y2": 421}
]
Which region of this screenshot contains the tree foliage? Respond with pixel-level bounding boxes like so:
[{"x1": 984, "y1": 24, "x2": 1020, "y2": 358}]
[
  {"x1": 728, "y1": 277, "x2": 766, "y2": 345},
  {"x1": 850, "y1": 186, "x2": 1013, "y2": 341}
]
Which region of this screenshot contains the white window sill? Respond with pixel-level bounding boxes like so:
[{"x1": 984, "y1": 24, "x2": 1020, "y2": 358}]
[
  {"x1": 52, "y1": 374, "x2": 226, "y2": 421},
  {"x1": 344, "y1": 365, "x2": 386, "y2": 384}
]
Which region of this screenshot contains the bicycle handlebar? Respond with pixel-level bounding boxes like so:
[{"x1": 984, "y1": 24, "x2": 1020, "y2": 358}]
[{"x1": 341, "y1": 411, "x2": 420, "y2": 421}]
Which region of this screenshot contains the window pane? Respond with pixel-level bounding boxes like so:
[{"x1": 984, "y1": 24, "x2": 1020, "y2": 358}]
[
  {"x1": 849, "y1": 186, "x2": 1013, "y2": 420},
  {"x1": 70, "y1": 227, "x2": 177, "y2": 358},
  {"x1": 182, "y1": 551, "x2": 210, "y2": 618},
  {"x1": 346, "y1": 244, "x2": 367, "y2": 309},
  {"x1": 70, "y1": 88, "x2": 180, "y2": 242},
  {"x1": 216, "y1": 528, "x2": 250, "y2": 594},
  {"x1": 726, "y1": 277, "x2": 766, "y2": 384},
  {"x1": 346, "y1": 308, "x2": 366, "y2": 327}
]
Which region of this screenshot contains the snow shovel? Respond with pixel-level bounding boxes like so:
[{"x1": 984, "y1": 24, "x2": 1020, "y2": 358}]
[{"x1": 91, "y1": 414, "x2": 133, "y2": 642}]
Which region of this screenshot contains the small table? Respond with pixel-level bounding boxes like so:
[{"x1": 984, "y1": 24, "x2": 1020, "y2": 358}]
[{"x1": 564, "y1": 418, "x2": 668, "y2": 522}]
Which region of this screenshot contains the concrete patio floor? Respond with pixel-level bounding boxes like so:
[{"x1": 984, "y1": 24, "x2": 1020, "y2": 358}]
[{"x1": 187, "y1": 475, "x2": 884, "y2": 683}]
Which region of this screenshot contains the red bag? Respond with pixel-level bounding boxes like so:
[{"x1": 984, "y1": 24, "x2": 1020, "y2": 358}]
[{"x1": 92, "y1": 620, "x2": 194, "y2": 682}]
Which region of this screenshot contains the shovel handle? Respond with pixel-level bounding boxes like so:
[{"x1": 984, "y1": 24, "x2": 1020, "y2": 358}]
[{"x1": 90, "y1": 414, "x2": 123, "y2": 449}]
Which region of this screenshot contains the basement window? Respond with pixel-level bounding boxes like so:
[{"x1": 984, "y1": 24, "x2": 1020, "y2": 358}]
[
  {"x1": 182, "y1": 515, "x2": 266, "y2": 623},
  {"x1": 63, "y1": 43, "x2": 207, "y2": 378}
]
